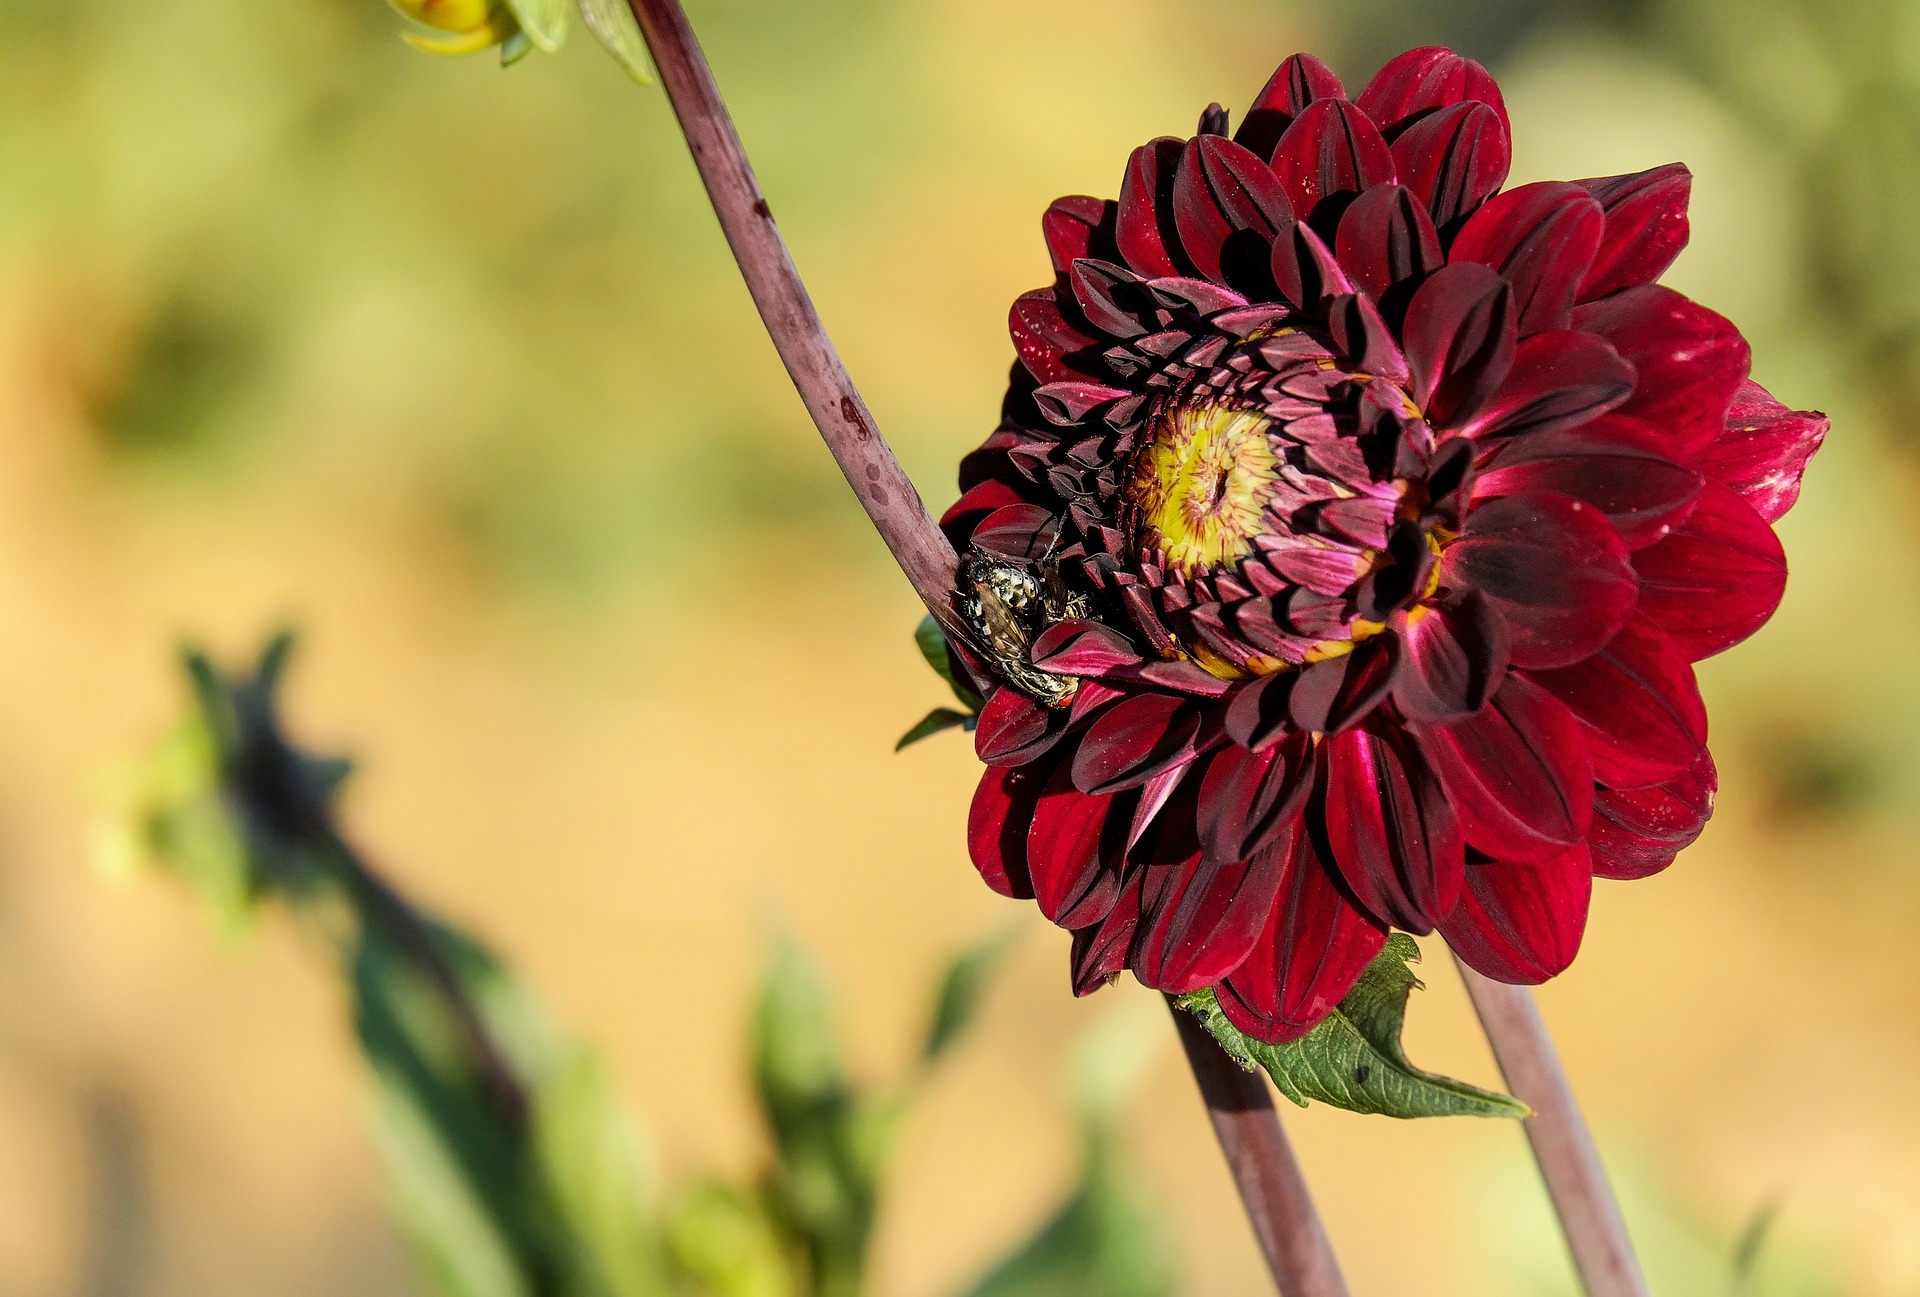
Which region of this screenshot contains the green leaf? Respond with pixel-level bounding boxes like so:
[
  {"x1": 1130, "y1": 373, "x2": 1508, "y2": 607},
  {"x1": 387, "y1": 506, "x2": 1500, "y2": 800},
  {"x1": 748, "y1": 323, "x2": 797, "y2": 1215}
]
[
  {"x1": 922, "y1": 930, "x2": 1014, "y2": 1063},
  {"x1": 577, "y1": 0, "x2": 655, "y2": 83},
  {"x1": 895, "y1": 707, "x2": 972, "y2": 752},
  {"x1": 915, "y1": 615, "x2": 984, "y2": 714},
  {"x1": 1176, "y1": 935, "x2": 1530, "y2": 1120},
  {"x1": 502, "y1": 0, "x2": 568, "y2": 51},
  {"x1": 533, "y1": 1048, "x2": 668, "y2": 1297},
  {"x1": 665, "y1": 1182, "x2": 795, "y2": 1297}
]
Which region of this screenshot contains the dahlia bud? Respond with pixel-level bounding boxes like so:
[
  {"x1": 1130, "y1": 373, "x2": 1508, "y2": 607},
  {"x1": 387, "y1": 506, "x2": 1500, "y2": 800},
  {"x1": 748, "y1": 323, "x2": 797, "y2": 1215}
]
[{"x1": 388, "y1": 0, "x2": 524, "y2": 57}]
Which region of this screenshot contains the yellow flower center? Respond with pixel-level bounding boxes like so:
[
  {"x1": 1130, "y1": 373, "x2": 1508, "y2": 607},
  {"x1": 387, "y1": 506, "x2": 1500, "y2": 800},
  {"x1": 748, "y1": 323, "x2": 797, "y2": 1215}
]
[{"x1": 1130, "y1": 405, "x2": 1279, "y2": 577}]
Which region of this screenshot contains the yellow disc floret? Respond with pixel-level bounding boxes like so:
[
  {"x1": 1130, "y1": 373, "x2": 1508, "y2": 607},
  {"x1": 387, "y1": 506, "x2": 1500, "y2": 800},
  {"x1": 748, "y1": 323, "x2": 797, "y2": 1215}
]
[{"x1": 1130, "y1": 405, "x2": 1280, "y2": 577}]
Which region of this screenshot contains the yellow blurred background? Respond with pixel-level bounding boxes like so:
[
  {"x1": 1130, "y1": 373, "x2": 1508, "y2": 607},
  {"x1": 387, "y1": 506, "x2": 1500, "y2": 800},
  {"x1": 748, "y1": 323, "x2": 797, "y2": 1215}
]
[{"x1": 0, "y1": 0, "x2": 1916, "y2": 1292}]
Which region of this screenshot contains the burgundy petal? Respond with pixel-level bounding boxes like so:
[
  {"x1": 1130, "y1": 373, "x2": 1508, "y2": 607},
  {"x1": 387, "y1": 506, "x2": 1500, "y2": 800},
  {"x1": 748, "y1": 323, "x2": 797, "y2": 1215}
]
[
  {"x1": 1440, "y1": 842, "x2": 1592, "y2": 984},
  {"x1": 1632, "y1": 479, "x2": 1787, "y2": 660},
  {"x1": 1590, "y1": 749, "x2": 1716, "y2": 880},
  {"x1": 1401, "y1": 262, "x2": 1515, "y2": 427},
  {"x1": 1391, "y1": 101, "x2": 1510, "y2": 232},
  {"x1": 1130, "y1": 841, "x2": 1290, "y2": 993},
  {"x1": 1173, "y1": 134, "x2": 1296, "y2": 285},
  {"x1": 1116, "y1": 139, "x2": 1186, "y2": 279},
  {"x1": 940, "y1": 476, "x2": 1032, "y2": 549},
  {"x1": 1196, "y1": 732, "x2": 1315, "y2": 863},
  {"x1": 1224, "y1": 670, "x2": 1298, "y2": 751},
  {"x1": 1289, "y1": 638, "x2": 1398, "y2": 733},
  {"x1": 1447, "y1": 492, "x2": 1637, "y2": 669},
  {"x1": 1474, "y1": 414, "x2": 1702, "y2": 548},
  {"x1": 1573, "y1": 285, "x2": 1750, "y2": 457},
  {"x1": 1217, "y1": 830, "x2": 1387, "y2": 1043},
  {"x1": 1071, "y1": 692, "x2": 1204, "y2": 794},
  {"x1": 1070, "y1": 258, "x2": 1153, "y2": 338},
  {"x1": 1009, "y1": 289, "x2": 1099, "y2": 385},
  {"x1": 1321, "y1": 723, "x2": 1465, "y2": 933},
  {"x1": 1334, "y1": 183, "x2": 1444, "y2": 302},
  {"x1": 1269, "y1": 99, "x2": 1396, "y2": 225},
  {"x1": 1236, "y1": 53, "x2": 1346, "y2": 159},
  {"x1": 971, "y1": 502, "x2": 1060, "y2": 559},
  {"x1": 1069, "y1": 878, "x2": 1141, "y2": 996},
  {"x1": 975, "y1": 686, "x2": 1069, "y2": 766},
  {"x1": 1530, "y1": 615, "x2": 1706, "y2": 788},
  {"x1": 1575, "y1": 164, "x2": 1691, "y2": 302},
  {"x1": 1698, "y1": 379, "x2": 1828, "y2": 524},
  {"x1": 1456, "y1": 329, "x2": 1635, "y2": 441},
  {"x1": 968, "y1": 763, "x2": 1038, "y2": 900},
  {"x1": 1355, "y1": 46, "x2": 1508, "y2": 138},
  {"x1": 1027, "y1": 759, "x2": 1125, "y2": 927},
  {"x1": 1391, "y1": 591, "x2": 1511, "y2": 724},
  {"x1": 1412, "y1": 673, "x2": 1594, "y2": 863},
  {"x1": 1043, "y1": 195, "x2": 1117, "y2": 278},
  {"x1": 1031, "y1": 619, "x2": 1147, "y2": 676},
  {"x1": 1448, "y1": 182, "x2": 1604, "y2": 336}
]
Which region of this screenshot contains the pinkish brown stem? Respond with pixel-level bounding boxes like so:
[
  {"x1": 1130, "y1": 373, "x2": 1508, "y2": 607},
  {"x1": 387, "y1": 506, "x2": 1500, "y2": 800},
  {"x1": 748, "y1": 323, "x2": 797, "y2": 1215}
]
[{"x1": 1454, "y1": 955, "x2": 1650, "y2": 1297}]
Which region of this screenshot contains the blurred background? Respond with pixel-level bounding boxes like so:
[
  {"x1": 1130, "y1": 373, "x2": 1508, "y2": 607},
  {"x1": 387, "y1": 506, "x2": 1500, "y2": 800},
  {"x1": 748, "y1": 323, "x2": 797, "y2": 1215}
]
[{"x1": 0, "y1": 0, "x2": 1915, "y2": 1292}]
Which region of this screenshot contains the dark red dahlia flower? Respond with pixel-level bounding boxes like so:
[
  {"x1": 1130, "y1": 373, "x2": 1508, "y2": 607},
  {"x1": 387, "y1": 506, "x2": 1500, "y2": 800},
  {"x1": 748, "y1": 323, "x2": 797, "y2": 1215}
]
[{"x1": 944, "y1": 47, "x2": 1827, "y2": 1044}]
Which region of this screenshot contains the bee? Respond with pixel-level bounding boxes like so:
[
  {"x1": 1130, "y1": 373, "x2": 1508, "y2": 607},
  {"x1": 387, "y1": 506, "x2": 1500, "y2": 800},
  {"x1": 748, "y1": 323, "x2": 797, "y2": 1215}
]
[{"x1": 959, "y1": 546, "x2": 1094, "y2": 709}]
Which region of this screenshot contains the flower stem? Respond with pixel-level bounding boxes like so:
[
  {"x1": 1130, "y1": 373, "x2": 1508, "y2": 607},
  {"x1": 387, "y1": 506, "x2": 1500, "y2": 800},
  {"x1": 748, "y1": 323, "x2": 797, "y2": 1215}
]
[
  {"x1": 1452, "y1": 956, "x2": 1649, "y2": 1297},
  {"x1": 1168, "y1": 998, "x2": 1350, "y2": 1297},
  {"x1": 621, "y1": 2, "x2": 1350, "y2": 1288}
]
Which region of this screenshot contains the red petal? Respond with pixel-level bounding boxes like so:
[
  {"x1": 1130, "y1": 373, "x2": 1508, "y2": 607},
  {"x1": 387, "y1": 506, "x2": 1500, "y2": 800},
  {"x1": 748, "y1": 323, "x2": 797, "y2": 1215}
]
[
  {"x1": 1031, "y1": 619, "x2": 1147, "y2": 676},
  {"x1": 1590, "y1": 749, "x2": 1716, "y2": 880},
  {"x1": 970, "y1": 502, "x2": 1059, "y2": 560},
  {"x1": 1269, "y1": 99, "x2": 1396, "y2": 225},
  {"x1": 1334, "y1": 183, "x2": 1444, "y2": 302},
  {"x1": 1235, "y1": 53, "x2": 1346, "y2": 159},
  {"x1": 1070, "y1": 877, "x2": 1141, "y2": 995},
  {"x1": 1355, "y1": 46, "x2": 1508, "y2": 138},
  {"x1": 1575, "y1": 164, "x2": 1691, "y2": 302},
  {"x1": 1196, "y1": 733, "x2": 1315, "y2": 863},
  {"x1": 940, "y1": 476, "x2": 1031, "y2": 546},
  {"x1": 1289, "y1": 637, "x2": 1398, "y2": 733},
  {"x1": 1391, "y1": 101, "x2": 1510, "y2": 232},
  {"x1": 1412, "y1": 674, "x2": 1594, "y2": 863},
  {"x1": 1069, "y1": 259, "x2": 1152, "y2": 338},
  {"x1": 1217, "y1": 831, "x2": 1386, "y2": 1044},
  {"x1": 1573, "y1": 285, "x2": 1750, "y2": 457},
  {"x1": 1449, "y1": 182, "x2": 1604, "y2": 336},
  {"x1": 1130, "y1": 840, "x2": 1290, "y2": 993},
  {"x1": 1391, "y1": 591, "x2": 1510, "y2": 724},
  {"x1": 1321, "y1": 724, "x2": 1464, "y2": 932},
  {"x1": 1071, "y1": 692, "x2": 1204, "y2": 794},
  {"x1": 1632, "y1": 479, "x2": 1786, "y2": 660},
  {"x1": 1043, "y1": 195, "x2": 1117, "y2": 278},
  {"x1": 1698, "y1": 379, "x2": 1828, "y2": 524},
  {"x1": 1027, "y1": 760, "x2": 1125, "y2": 926},
  {"x1": 1529, "y1": 616, "x2": 1706, "y2": 788},
  {"x1": 1439, "y1": 842, "x2": 1592, "y2": 984},
  {"x1": 968, "y1": 762, "x2": 1040, "y2": 899},
  {"x1": 1401, "y1": 262, "x2": 1515, "y2": 426},
  {"x1": 1009, "y1": 289, "x2": 1098, "y2": 385},
  {"x1": 1116, "y1": 139, "x2": 1185, "y2": 279},
  {"x1": 1447, "y1": 493, "x2": 1637, "y2": 669},
  {"x1": 1474, "y1": 414, "x2": 1702, "y2": 549},
  {"x1": 1173, "y1": 135, "x2": 1296, "y2": 285},
  {"x1": 1456, "y1": 329, "x2": 1635, "y2": 441}
]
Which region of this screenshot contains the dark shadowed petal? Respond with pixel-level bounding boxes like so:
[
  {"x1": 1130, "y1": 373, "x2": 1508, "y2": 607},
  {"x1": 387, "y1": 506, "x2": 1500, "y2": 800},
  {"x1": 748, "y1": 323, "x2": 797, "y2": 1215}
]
[
  {"x1": 1474, "y1": 414, "x2": 1702, "y2": 548},
  {"x1": 1009, "y1": 289, "x2": 1099, "y2": 385},
  {"x1": 1321, "y1": 723, "x2": 1465, "y2": 932},
  {"x1": 1530, "y1": 615, "x2": 1706, "y2": 788},
  {"x1": 1455, "y1": 329, "x2": 1634, "y2": 441},
  {"x1": 1197, "y1": 732, "x2": 1315, "y2": 863},
  {"x1": 1043, "y1": 195, "x2": 1118, "y2": 277},
  {"x1": 1236, "y1": 52, "x2": 1347, "y2": 159},
  {"x1": 940, "y1": 476, "x2": 1034, "y2": 550},
  {"x1": 1028, "y1": 759, "x2": 1125, "y2": 926},
  {"x1": 1173, "y1": 135, "x2": 1296, "y2": 285},
  {"x1": 1335, "y1": 183, "x2": 1444, "y2": 301},
  {"x1": 1412, "y1": 673, "x2": 1594, "y2": 862},
  {"x1": 1218, "y1": 830, "x2": 1387, "y2": 1043},
  {"x1": 971, "y1": 502, "x2": 1060, "y2": 559},
  {"x1": 1448, "y1": 182, "x2": 1604, "y2": 335},
  {"x1": 1270, "y1": 99, "x2": 1396, "y2": 225},
  {"x1": 1446, "y1": 493, "x2": 1637, "y2": 669},
  {"x1": 1391, "y1": 101, "x2": 1510, "y2": 233},
  {"x1": 975, "y1": 686, "x2": 1069, "y2": 766},
  {"x1": 1031, "y1": 381, "x2": 1132, "y2": 426},
  {"x1": 1070, "y1": 877, "x2": 1141, "y2": 996},
  {"x1": 969, "y1": 761, "x2": 1042, "y2": 899},
  {"x1": 1698, "y1": 379, "x2": 1829, "y2": 524},
  {"x1": 1224, "y1": 670, "x2": 1298, "y2": 750},
  {"x1": 1439, "y1": 842, "x2": 1592, "y2": 984},
  {"x1": 1401, "y1": 262, "x2": 1515, "y2": 426},
  {"x1": 1590, "y1": 749, "x2": 1716, "y2": 880},
  {"x1": 1391, "y1": 590, "x2": 1511, "y2": 724},
  {"x1": 1355, "y1": 46, "x2": 1508, "y2": 138},
  {"x1": 1575, "y1": 164, "x2": 1691, "y2": 302},
  {"x1": 1289, "y1": 638, "x2": 1398, "y2": 733},
  {"x1": 1130, "y1": 840, "x2": 1290, "y2": 993},
  {"x1": 1632, "y1": 479, "x2": 1787, "y2": 661},
  {"x1": 1116, "y1": 139, "x2": 1185, "y2": 278},
  {"x1": 1573, "y1": 285, "x2": 1750, "y2": 457},
  {"x1": 1071, "y1": 692, "x2": 1204, "y2": 794},
  {"x1": 1070, "y1": 258, "x2": 1154, "y2": 338}
]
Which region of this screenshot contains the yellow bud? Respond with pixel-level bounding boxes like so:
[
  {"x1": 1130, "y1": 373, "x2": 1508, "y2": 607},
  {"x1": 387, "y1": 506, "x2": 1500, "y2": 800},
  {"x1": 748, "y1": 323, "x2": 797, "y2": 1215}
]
[{"x1": 388, "y1": 0, "x2": 520, "y2": 55}]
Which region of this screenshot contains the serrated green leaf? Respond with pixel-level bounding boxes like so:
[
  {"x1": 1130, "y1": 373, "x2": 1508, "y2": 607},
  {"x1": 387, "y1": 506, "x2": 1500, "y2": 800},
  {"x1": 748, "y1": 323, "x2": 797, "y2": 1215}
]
[
  {"x1": 915, "y1": 615, "x2": 984, "y2": 714},
  {"x1": 1176, "y1": 935, "x2": 1529, "y2": 1119},
  {"x1": 895, "y1": 707, "x2": 972, "y2": 751},
  {"x1": 502, "y1": 0, "x2": 567, "y2": 51},
  {"x1": 922, "y1": 930, "x2": 1014, "y2": 1063},
  {"x1": 577, "y1": 0, "x2": 654, "y2": 83}
]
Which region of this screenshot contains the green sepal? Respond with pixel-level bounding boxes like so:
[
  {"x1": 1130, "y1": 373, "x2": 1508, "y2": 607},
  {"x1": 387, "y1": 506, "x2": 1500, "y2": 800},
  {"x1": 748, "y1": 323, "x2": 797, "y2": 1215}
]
[
  {"x1": 502, "y1": 0, "x2": 568, "y2": 51},
  {"x1": 1175, "y1": 935, "x2": 1530, "y2": 1120},
  {"x1": 895, "y1": 707, "x2": 973, "y2": 751},
  {"x1": 499, "y1": 29, "x2": 535, "y2": 66},
  {"x1": 577, "y1": 0, "x2": 655, "y2": 83},
  {"x1": 914, "y1": 614, "x2": 984, "y2": 714}
]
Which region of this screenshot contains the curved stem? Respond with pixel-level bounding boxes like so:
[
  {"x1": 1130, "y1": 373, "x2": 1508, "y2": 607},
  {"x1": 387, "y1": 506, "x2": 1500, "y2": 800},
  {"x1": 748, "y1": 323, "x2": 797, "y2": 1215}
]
[{"x1": 1453, "y1": 956, "x2": 1649, "y2": 1297}]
